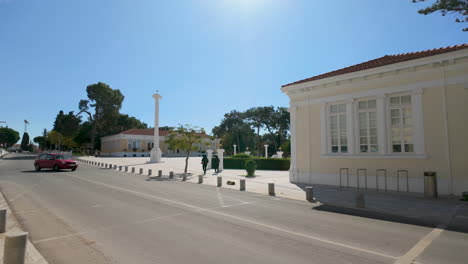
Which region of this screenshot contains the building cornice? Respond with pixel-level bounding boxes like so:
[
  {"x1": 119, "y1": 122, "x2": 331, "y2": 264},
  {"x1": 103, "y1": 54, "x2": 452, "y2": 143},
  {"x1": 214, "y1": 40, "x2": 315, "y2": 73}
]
[{"x1": 281, "y1": 49, "x2": 468, "y2": 96}]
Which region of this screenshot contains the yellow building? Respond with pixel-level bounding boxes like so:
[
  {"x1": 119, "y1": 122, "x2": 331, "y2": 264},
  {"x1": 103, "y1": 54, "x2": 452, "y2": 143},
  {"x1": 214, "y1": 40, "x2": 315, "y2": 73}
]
[
  {"x1": 281, "y1": 44, "x2": 468, "y2": 196},
  {"x1": 100, "y1": 129, "x2": 219, "y2": 157}
]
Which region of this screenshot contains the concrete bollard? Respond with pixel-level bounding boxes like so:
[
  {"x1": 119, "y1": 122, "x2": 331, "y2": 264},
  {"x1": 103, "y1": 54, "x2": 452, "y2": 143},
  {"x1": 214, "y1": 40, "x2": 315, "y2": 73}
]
[
  {"x1": 306, "y1": 186, "x2": 315, "y2": 202},
  {"x1": 182, "y1": 174, "x2": 187, "y2": 181},
  {"x1": 114, "y1": 165, "x2": 117, "y2": 170},
  {"x1": 169, "y1": 171, "x2": 174, "y2": 179},
  {"x1": 158, "y1": 170, "x2": 162, "y2": 177},
  {"x1": 217, "y1": 176, "x2": 222, "y2": 187},
  {"x1": 131, "y1": 167, "x2": 135, "y2": 173},
  {"x1": 139, "y1": 168, "x2": 143, "y2": 174},
  {"x1": 198, "y1": 175, "x2": 203, "y2": 184},
  {"x1": 119, "y1": 166, "x2": 122, "y2": 171},
  {"x1": 148, "y1": 169, "x2": 152, "y2": 176},
  {"x1": 0, "y1": 209, "x2": 6, "y2": 233},
  {"x1": 108, "y1": 164, "x2": 112, "y2": 169},
  {"x1": 240, "y1": 179, "x2": 246, "y2": 191},
  {"x1": 125, "y1": 166, "x2": 128, "y2": 172},
  {"x1": 3, "y1": 231, "x2": 28, "y2": 264},
  {"x1": 356, "y1": 193, "x2": 365, "y2": 208},
  {"x1": 268, "y1": 183, "x2": 275, "y2": 196}
]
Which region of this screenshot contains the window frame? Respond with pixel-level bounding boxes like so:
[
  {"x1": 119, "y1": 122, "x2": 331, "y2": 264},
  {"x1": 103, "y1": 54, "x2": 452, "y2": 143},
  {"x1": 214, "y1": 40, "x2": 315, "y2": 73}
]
[
  {"x1": 322, "y1": 89, "x2": 424, "y2": 158},
  {"x1": 327, "y1": 103, "x2": 348, "y2": 154},
  {"x1": 386, "y1": 93, "x2": 415, "y2": 154}
]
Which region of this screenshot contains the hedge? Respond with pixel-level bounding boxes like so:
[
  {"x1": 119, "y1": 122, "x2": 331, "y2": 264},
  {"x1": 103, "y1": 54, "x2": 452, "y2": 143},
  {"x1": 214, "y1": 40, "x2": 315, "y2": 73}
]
[{"x1": 223, "y1": 157, "x2": 290, "y2": 171}]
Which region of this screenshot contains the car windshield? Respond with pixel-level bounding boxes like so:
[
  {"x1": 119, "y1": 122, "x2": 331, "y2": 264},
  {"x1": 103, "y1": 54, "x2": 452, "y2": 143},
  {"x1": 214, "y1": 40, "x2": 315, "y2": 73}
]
[{"x1": 54, "y1": 155, "x2": 70, "y2": 160}]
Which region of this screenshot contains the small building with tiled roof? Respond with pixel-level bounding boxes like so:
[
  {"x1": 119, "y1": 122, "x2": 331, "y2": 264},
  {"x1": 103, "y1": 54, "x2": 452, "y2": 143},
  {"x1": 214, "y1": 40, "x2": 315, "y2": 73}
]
[
  {"x1": 281, "y1": 44, "x2": 468, "y2": 196},
  {"x1": 100, "y1": 128, "x2": 220, "y2": 157}
]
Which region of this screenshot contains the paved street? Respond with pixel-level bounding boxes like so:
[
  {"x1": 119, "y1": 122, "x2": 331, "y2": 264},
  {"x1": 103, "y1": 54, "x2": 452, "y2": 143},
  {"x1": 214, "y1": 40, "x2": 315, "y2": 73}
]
[{"x1": 1, "y1": 153, "x2": 467, "y2": 264}]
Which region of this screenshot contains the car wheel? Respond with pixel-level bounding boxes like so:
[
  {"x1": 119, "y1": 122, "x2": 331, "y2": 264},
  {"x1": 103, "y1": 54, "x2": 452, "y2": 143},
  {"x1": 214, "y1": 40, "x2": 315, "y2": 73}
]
[
  {"x1": 35, "y1": 164, "x2": 41, "y2": 171},
  {"x1": 53, "y1": 165, "x2": 59, "y2": 172},
  {"x1": 71, "y1": 168, "x2": 76, "y2": 171}
]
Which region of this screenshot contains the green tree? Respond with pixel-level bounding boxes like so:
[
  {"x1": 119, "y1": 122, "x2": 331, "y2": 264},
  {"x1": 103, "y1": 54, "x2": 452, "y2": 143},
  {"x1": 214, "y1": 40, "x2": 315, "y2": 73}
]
[
  {"x1": 212, "y1": 110, "x2": 255, "y2": 154},
  {"x1": 0, "y1": 127, "x2": 20, "y2": 148},
  {"x1": 53, "y1": 111, "x2": 81, "y2": 137},
  {"x1": 166, "y1": 124, "x2": 206, "y2": 173},
  {"x1": 20, "y1": 132, "x2": 32, "y2": 151},
  {"x1": 412, "y1": 0, "x2": 468, "y2": 31},
  {"x1": 47, "y1": 130, "x2": 63, "y2": 150},
  {"x1": 77, "y1": 82, "x2": 124, "y2": 154}
]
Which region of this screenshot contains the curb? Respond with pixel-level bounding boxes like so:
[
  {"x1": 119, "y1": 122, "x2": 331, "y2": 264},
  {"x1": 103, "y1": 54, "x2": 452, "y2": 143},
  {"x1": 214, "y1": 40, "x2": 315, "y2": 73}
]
[{"x1": 0, "y1": 191, "x2": 49, "y2": 264}]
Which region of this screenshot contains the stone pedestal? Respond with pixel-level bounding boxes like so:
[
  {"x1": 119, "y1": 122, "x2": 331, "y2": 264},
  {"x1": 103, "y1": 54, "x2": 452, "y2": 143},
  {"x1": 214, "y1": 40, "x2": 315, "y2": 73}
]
[
  {"x1": 217, "y1": 149, "x2": 224, "y2": 172},
  {"x1": 264, "y1": 144, "x2": 269, "y2": 158},
  {"x1": 233, "y1": 145, "x2": 237, "y2": 155},
  {"x1": 206, "y1": 149, "x2": 213, "y2": 169}
]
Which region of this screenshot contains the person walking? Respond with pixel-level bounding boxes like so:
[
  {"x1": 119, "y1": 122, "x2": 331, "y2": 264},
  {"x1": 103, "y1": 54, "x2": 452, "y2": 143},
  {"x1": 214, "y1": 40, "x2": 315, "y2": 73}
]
[
  {"x1": 201, "y1": 154, "x2": 209, "y2": 175},
  {"x1": 213, "y1": 155, "x2": 220, "y2": 174}
]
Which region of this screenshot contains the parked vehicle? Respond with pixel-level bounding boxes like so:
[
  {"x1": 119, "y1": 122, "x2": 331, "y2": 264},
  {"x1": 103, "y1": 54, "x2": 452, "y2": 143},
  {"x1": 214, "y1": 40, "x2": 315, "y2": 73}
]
[{"x1": 34, "y1": 153, "x2": 78, "y2": 171}]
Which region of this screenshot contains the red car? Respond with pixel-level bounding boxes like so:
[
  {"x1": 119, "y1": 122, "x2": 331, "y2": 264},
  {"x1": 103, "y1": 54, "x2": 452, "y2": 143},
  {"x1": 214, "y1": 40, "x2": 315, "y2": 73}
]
[{"x1": 34, "y1": 153, "x2": 78, "y2": 171}]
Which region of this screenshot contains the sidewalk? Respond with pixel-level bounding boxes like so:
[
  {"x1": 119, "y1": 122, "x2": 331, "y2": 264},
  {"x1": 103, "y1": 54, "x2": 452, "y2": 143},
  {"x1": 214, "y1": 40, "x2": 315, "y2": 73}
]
[
  {"x1": 0, "y1": 191, "x2": 49, "y2": 264},
  {"x1": 78, "y1": 156, "x2": 468, "y2": 228}
]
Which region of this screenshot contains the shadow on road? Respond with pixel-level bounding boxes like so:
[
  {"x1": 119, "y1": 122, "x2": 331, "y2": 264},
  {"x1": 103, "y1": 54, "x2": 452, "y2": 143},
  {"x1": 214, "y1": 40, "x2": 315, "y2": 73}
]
[
  {"x1": 313, "y1": 204, "x2": 468, "y2": 234},
  {"x1": 21, "y1": 170, "x2": 68, "y2": 173},
  {"x1": 2, "y1": 156, "x2": 36, "y2": 160}
]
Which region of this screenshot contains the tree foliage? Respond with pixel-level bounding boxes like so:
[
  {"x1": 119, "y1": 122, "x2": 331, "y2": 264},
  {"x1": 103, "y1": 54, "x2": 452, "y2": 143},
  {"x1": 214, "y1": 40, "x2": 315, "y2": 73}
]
[
  {"x1": 213, "y1": 107, "x2": 290, "y2": 157},
  {"x1": 53, "y1": 111, "x2": 81, "y2": 137},
  {"x1": 20, "y1": 132, "x2": 32, "y2": 151},
  {"x1": 0, "y1": 127, "x2": 20, "y2": 148},
  {"x1": 413, "y1": 0, "x2": 468, "y2": 31},
  {"x1": 166, "y1": 124, "x2": 207, "y2": 173},
  {"x1": 212, "y1": 110, "x2": 255, "y2": 154},
  {"x1": 77, "y1": 82, "x2": 124, "y2": 154}
]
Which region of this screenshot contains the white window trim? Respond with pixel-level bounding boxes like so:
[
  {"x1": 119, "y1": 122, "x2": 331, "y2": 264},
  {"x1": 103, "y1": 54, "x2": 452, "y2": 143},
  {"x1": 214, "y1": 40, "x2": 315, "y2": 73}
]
[{"x1": 321, "y1": 89, "x2": 426, "y2": 158}]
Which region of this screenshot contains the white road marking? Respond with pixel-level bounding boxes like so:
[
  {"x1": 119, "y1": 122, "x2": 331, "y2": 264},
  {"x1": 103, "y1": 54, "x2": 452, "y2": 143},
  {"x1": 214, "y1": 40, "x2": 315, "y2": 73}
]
[
  {"x1": 61, "y1": 173, "x2": 397, "y2": 260},
  {"x1": 33, "y1": 201, "x2": 255, "y2": 244},
  {"x1": 394, "y1": 224, "x2": 446, "y2": 264},
  {"x1": 216, "y1": 187, "x2": 226, "y2": 207}
]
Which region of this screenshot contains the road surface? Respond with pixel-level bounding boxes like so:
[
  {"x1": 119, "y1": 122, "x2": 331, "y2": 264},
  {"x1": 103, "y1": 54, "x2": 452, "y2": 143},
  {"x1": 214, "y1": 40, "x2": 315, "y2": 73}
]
[{"x1": 0, "y1": 153, "x2": 467, "y2": 264}]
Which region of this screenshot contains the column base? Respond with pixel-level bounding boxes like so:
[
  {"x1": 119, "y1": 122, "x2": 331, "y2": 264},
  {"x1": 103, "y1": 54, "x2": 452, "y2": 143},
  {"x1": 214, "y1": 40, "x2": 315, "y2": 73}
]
[{"x1": 149, "y1": 148, "x2": 162, "y2": 163}]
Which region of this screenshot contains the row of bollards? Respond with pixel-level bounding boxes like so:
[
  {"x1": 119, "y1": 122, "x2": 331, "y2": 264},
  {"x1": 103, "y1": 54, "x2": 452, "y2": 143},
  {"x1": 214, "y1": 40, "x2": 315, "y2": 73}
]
[
  {"x1": 77, "y1": 159, "x2": 334, "y2": 205},
  {"x1": 0, "y1": 208, "x2": 29, "y2": 264}
]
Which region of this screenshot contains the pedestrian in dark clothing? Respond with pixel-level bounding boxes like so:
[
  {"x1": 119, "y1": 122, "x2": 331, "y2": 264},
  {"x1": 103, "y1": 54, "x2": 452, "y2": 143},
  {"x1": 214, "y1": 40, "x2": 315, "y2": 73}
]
[
  {"x1": 201, "y1": 155, "x2": 209, "y2": 175},
  {"x1": 213, "y1": 155, "x2": 220, "y2": 173}
]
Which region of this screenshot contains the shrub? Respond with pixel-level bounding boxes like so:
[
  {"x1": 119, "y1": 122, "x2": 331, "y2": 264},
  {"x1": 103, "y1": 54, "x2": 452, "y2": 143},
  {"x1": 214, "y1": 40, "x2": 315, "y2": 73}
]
[
  {"x1": 230, "y1": 153, "x2": 253, "y2": 159},
  {"x1": 223, "y1": 157, "x2": 290, "y2": 171},
  {"x1": 245, "y1": 159, "x2": 256, "y2": 177}
]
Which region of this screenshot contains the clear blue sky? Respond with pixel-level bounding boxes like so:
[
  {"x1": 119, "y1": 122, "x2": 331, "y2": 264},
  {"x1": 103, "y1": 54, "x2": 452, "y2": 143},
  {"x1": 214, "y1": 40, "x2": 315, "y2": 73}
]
[{"x1": 1, "y1": 0, "x2": 466, "y2": 143}]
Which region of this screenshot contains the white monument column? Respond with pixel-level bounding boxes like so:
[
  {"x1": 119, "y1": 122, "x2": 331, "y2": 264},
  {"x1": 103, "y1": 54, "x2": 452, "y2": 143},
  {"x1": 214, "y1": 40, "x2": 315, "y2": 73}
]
[
  {"x1": 264, "y1": 144, "x2": 269, "y2": 158},
  {"x1": 217, "y1": 149, "x2": 224, "y2": 172},
  {"x1": 150, "y1": 92, "x2": 162, "y2": 163},
  {"x1": 233, "y1": 145, "x2": 237, "y2": 155},
  {"x1": 206, "y1": 149, "x2": 213, "y2": 169}
]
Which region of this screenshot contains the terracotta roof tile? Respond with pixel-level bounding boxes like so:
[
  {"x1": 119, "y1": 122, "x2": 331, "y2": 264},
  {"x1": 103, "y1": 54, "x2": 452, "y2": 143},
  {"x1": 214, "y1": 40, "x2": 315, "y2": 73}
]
[
  {"x1": 121, "y1": 129, "x2": 169, "y2": 136},
  {"x1": 282, "y1": 44, "x2": 468, "y2": 87},
  {"x1": 119, "y1": 128, "x2": 210, "y2": 138}
]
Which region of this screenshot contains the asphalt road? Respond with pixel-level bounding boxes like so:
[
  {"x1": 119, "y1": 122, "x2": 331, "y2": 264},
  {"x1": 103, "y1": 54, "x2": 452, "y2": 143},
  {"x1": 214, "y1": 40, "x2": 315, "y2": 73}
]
[{"x1": 0, "y1": 153, "x2": 467, "y2": 264}]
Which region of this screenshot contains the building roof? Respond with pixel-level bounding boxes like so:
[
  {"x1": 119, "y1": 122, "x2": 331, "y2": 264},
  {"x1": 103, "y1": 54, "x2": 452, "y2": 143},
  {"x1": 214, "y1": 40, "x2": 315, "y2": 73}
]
[
  {"x1": 282, "y1": 44, "x2": 468, "y2": 87},
  {"x1": 119, "y1": 128, "x2": 211, "y2": 138},
  {"x1": 121, "y1": 129, "x2": 169, "y2": 137}
]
